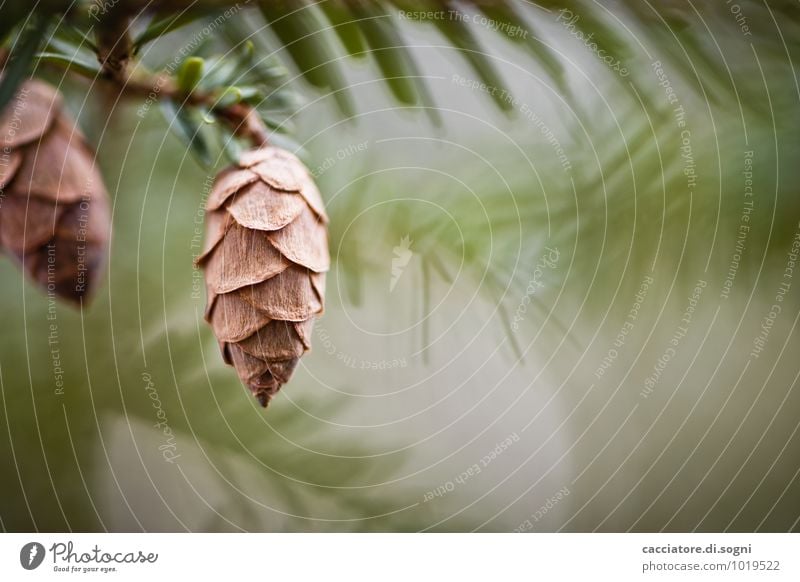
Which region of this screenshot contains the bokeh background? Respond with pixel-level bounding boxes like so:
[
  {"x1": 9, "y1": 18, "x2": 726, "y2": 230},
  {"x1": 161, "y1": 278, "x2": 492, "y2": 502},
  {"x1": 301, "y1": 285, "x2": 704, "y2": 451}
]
[{"x1": 1, "y1": 1, "x2": 799, "y2": 532}]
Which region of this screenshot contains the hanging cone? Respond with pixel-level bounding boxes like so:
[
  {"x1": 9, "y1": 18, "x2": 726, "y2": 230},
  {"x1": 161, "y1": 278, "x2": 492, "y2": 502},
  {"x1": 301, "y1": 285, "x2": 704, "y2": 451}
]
[
  {"x1": 199, "y1": 146, "x2": 329, "y2": 407},
  {"x1": 0, "y1": 79, "x2": 111, "y2": 304}
]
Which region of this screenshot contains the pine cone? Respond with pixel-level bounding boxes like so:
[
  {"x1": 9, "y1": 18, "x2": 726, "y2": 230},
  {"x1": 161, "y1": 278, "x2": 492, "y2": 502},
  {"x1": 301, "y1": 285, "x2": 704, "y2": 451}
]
[
  {"x1": 0, "y1": 79, "x2": 110, "y2": 304},
  {"x1": 199, "y1": 147, "x2": 329, "y2": 407}
]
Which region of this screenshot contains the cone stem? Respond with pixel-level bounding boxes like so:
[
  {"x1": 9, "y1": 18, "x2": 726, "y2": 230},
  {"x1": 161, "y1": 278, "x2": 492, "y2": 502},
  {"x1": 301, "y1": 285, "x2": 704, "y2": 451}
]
[{"x1": 218, "y1": 104, "x2": 271, "y2": 148}]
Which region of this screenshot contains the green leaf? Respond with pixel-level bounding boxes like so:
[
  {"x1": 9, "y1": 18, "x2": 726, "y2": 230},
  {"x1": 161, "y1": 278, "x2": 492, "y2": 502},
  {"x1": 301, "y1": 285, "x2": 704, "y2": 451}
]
[
  {"x1": 200, "y1": 56, "x2": 239, "y2": 89},
  {"x1": 152, "y1": 26, "x2": 213, "y2": 71},
  {"x1": 0, "y1": 13, "x2": 51, "y2": 114},
  {"x1": 349, "y1": 3, "x2": 416, "y2": 104},
  {"x1": 258, "y1": 0, "x2": 354, "y2": 116},
  {"x1": 259, "y1": 88, "x2": 303, "y2": 113},
  {"x1": 476, "y1": 1, "x2": 569, "y2": 96},
  {"x1": 234, "y1": 86, "x2": 264, "y2": 105},
  {"x1": 349, "y1": 2, "x2": 441, "y2": 124},
  {"x1": 44, "y1": 35, "x2": 98, "y2": 66},
  {"x1": 623, "y1": 3, "x2": 728, "y2": 107},
  {"x1": 432, "y1": 5, "x2": 512, "y2": 112},
  {"x1": 221, "y1": 20, "x2": 289, "y2": 86},
  {"x1": 160, "y1": 99, "x2": 212, "y2": 167},
  {"x1": 215, "y1": 86, "x2": 242, "y2": 108},
  {"x1": 35, "y1": 52, "x2": 102, "y2": 77},
  {"x1": 36, "y1": 25, "x2": 102, "y2": 77},
  {"x1": 318, "y1": 1, "x2": 367, "y2": 58},
  {"x1": 52, "y1": 23, "x2": 97, "y2": 52},
  {"x1": 134, "y1": 10, "x2": 211, "y2": 49},
  {"x1": 538, "y1": 0, "x2": 648, "y2": 110},
  {"x1": 552, "y1": 1, "x2": 631, "y2": 62},
  {"x1": 483, "y1": 271, "x2": 525, "y2": 362},
  {"x1": 259, "y1": 110, "x2": 295, "y2": 135}
]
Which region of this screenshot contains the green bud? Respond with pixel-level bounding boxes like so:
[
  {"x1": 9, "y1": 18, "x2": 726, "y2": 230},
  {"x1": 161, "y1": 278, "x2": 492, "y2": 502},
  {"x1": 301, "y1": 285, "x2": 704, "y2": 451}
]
[{"x1": 177, "y1": 56, "x2": 205, "y2": 94}]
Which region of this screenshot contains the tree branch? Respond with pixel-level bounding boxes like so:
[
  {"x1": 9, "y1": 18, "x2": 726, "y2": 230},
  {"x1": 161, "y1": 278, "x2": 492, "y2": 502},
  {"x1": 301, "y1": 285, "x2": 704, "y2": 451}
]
[
  {"x1": 95, "y1": 11, "x2": 133, "y2": 81},
  {"x1": 46, "y1": 53, "x2": 270, "y2": 148}
]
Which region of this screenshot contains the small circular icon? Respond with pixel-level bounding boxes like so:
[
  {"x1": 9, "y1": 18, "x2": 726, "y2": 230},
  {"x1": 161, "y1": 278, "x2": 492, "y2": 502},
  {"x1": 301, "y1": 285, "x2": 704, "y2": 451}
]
[{"x1": 20, "y1": 542, "x2": 45, "y2": 570}]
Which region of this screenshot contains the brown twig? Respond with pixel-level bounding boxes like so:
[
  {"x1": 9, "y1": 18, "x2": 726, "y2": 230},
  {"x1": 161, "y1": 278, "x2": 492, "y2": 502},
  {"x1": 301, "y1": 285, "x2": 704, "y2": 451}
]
[
  {"x1": 37, "y1": 47, "x2": 269, "y2": 148},
  {"x1": 95, "y1": 10, "x2": 134, "y2": 82},
  {"x1": 118, "y1": 74, "x2": 268, "y2": 146},
  {"x1": 218, "y1": 103, "x2": 270, "y2": 147}
]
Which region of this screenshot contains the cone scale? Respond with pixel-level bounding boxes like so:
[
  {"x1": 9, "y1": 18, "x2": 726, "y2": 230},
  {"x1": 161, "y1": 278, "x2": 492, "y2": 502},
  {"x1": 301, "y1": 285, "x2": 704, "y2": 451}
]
[
  {"x1": 0, "y1": 80, "x2": 110, "y2": 304},
  {"x1": 199, "y1": 146, "x2": 329, "y2": 407}
]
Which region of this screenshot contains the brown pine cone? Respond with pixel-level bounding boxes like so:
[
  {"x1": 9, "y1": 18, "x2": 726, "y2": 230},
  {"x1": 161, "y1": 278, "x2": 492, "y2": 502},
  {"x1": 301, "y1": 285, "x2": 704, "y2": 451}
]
[
  {"x1": 0, "y1": 79, "x2": 110, "y2": 304},
  {"x1": 198, "y1": 147, "x2": 329, "y2": 407}
]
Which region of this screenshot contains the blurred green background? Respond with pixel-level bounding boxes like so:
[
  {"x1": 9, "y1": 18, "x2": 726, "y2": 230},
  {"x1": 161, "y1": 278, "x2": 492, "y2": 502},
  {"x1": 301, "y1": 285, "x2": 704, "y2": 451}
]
[{"x1": 1, "y1": 1, "x2": 799, "y2": 532}]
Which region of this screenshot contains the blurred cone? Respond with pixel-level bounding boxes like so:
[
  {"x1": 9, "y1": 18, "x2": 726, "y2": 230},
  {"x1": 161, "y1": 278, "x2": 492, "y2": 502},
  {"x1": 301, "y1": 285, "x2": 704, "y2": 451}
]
[
  {"x1": 0, "y1": 79, "x2": 110, "y2": 304},
  {"x1": 199, "y1": 147, "x2": 329, "y2": 407}
]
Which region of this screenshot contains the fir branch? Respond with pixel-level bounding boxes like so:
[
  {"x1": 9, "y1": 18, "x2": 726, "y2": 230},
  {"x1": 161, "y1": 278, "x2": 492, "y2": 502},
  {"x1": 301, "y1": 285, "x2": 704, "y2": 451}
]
[{"x1": 42, "y1": 49, "x2": 271, "y2": 148}]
